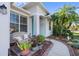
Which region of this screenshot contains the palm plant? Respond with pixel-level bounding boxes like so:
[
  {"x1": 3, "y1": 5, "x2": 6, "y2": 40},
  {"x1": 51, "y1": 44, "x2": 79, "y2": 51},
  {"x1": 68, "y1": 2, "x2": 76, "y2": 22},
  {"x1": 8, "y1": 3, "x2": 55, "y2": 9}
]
[{"x1": 51, "y1": 5, "x2": 79, "y2": 39}]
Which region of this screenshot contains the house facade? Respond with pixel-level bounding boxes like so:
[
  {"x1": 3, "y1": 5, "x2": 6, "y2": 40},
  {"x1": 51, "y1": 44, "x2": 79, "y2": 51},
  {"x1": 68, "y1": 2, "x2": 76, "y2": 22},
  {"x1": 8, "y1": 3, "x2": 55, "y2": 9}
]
[
  {"x1": 10, "y1": 2, "x2": 53, "y2": 37},
  {"x1": 0, "y1": 2, "x2": 53, "y2": 56}
]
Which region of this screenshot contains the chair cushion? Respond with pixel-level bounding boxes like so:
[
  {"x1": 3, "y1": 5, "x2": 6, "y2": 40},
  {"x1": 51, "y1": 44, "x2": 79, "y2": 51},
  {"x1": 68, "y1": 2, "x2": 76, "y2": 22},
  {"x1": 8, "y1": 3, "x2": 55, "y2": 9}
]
[
  {"x1": 13, "y1": 36, "x2": 23, "y2": 43},
  {"x1": 10, "y1": 32, "x2": 30, "y2": 44}
]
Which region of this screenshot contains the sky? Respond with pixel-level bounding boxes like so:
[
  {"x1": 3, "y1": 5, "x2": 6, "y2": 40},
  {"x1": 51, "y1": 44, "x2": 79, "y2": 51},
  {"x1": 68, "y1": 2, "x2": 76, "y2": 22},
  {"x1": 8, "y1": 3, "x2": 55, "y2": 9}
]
[
  {"x1": 15, "y1": 2, "x2": 79, "y2": 14},
  {"x1": 43, "y1": 2, "x2": 79, "y2": 13}
]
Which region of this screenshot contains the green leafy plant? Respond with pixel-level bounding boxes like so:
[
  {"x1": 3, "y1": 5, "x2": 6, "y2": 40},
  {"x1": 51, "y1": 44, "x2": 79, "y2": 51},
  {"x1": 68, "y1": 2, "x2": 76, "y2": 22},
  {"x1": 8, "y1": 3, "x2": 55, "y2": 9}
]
[
  {"x1": 17, "y1": 41, "x2": 31, "y2": 51},
  {"x1": 37, "y1": 35, "x2": 45, "y2": 44},
  {"x1": 51, "y1": 5, "x2": 78, "y2": 39}
]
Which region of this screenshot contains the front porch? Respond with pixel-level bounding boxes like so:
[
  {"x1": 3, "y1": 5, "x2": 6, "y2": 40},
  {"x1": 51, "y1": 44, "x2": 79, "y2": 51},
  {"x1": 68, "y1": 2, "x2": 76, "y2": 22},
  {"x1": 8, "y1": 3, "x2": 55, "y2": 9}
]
[{"x1": 28, "y1": 15, "x2": 52, "y2": 37}]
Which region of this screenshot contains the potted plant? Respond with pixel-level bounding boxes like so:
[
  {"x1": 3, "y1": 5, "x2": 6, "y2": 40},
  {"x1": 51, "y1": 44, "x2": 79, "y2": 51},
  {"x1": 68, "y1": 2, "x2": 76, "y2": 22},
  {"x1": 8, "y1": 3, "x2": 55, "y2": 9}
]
[
  {"x1": 31, "y1": 39, "x2": 39, "y2": 51},
  {"x1": 17, "y1": 41, "x2": 31, "y2": 56},
  {"x1": 31, "y1": 35, "x2": 45, "y2": 51}
]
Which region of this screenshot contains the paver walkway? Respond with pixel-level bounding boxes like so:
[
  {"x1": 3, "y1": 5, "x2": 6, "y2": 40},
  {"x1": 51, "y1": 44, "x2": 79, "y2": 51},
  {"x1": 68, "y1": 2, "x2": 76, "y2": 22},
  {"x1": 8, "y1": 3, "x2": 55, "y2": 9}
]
[{"x1": 47, "y1": 39, "x2": 70, "y2": 56}]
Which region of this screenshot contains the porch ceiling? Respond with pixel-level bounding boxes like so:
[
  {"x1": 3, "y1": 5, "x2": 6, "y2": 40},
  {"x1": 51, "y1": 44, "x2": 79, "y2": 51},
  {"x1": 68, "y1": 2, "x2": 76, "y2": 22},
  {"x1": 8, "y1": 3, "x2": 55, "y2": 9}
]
[
  {"x1": 22, "y1": 2, "x2": 49, "y2": 14},
  {"x1": 10, "y1": 3, "x2": 32, "y2": 16}
]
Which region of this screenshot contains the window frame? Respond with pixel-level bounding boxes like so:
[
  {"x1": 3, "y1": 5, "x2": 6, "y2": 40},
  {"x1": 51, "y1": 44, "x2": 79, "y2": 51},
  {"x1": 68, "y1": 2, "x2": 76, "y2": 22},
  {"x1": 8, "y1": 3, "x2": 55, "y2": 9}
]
[
  {"x1": 10, "y1": 11, "x2": 28, "y2": 33},
  {"x1": 20, "y1": 15, "x2": 27, "y2": 32}
]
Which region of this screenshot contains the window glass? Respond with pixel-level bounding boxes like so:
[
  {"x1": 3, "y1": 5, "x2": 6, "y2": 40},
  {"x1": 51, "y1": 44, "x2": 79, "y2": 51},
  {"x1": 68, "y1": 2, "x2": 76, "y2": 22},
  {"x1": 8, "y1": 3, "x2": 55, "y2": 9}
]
[
  {"x1": 10, "y1": 23, "x2": 19, "y2": 32},
  {"x1": 20, "y1": 16, "x2": 27, "y2": 32},
  {"x1": 20, "y1": 16, "x2": 27, "y2": 24},
  {"x1": 10, "y1": 12, "x2": 19, "y2": 23},
  {"x1": 10, "y1": 12, "x2": 19, "y2": 33},
  {"x1": 20, "y1": 25, "x2": 27, "y2": 32},
  {"x1": 49, "y1": 21, "x2": 51, "y2": 30}
]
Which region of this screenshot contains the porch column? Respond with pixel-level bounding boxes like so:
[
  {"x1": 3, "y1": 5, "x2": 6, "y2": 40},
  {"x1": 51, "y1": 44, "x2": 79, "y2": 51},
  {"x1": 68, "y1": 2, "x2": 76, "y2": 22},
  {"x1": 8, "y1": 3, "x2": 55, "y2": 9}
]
[
  {"x1": 0, "y1": 2, "x2": 10, "y2": 56},
  {"x1": 34, "y1": 15, "x2": 40, "y2": 36},
  {"x1": 18, "y1": 14, "x2": 20, "y2": 32}
]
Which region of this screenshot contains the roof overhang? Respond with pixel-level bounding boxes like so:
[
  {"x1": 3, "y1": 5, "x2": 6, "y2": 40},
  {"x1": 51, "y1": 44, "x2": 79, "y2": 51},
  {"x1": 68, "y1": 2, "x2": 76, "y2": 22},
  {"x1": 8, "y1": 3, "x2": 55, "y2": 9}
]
[{"x1": 22, "y1": 2, "x2": 49, "y2": 14}]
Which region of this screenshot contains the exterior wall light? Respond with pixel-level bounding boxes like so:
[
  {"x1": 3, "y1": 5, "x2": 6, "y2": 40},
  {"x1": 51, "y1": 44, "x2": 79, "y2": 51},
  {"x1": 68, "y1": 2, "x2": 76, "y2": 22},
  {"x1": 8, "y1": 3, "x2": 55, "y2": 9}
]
[{"x1": 0, "y1": 4, "x2": 7, "y2": 15}]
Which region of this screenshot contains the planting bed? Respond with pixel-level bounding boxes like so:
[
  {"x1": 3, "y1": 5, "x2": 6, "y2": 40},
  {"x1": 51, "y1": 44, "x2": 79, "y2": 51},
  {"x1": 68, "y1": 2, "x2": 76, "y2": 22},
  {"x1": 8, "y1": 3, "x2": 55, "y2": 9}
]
[
  {"x1": 9, "y1": 41, "x2": 53, "y2": 56},
  {"x1": 32, "y1": 41, "x2": 53, "y2": 56}
]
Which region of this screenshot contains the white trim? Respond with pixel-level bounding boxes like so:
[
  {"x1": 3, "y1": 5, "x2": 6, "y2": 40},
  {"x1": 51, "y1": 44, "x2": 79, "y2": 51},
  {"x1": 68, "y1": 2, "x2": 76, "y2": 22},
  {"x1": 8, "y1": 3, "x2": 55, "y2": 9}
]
[{"x1": 10, "y1": 9, "x2": 29, "y2": 17}]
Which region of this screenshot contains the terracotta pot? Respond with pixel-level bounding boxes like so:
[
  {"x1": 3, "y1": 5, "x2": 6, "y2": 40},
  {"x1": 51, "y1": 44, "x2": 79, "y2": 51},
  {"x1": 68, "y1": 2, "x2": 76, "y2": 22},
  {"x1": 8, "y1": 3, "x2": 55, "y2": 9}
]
[{"x1": 21, "y1": 49, "x2": 30, "y2": 56}]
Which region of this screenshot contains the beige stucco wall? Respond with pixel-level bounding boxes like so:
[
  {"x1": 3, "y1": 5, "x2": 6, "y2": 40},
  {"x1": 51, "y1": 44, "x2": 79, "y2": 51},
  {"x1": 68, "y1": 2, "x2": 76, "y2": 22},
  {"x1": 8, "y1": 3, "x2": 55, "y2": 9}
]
[{"x1": 0, "y1": 2, "x2": 10, "y2": 56}]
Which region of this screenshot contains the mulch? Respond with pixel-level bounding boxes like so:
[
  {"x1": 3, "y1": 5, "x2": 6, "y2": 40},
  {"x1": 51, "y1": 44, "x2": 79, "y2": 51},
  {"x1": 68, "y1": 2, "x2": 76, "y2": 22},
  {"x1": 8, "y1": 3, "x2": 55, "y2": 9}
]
[{"x1": 72, "y1": 47, "x2": 79, "y2": 56}]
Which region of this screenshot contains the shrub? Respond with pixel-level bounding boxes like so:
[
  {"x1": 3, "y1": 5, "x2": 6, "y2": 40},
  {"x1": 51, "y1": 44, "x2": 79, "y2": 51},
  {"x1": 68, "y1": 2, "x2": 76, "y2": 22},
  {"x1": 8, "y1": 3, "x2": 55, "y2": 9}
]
[{"x1": 37, "y1": 35, "x2": 45, "y2": 44}]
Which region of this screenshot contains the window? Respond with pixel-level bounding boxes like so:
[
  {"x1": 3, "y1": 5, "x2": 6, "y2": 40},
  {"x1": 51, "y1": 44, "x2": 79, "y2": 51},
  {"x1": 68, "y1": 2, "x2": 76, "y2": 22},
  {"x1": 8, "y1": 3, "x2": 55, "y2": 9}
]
[
  {"x1": 49, "y1": 21, "x2": 51, "y2": 30},
  {"x1": 10, "y1": 12, "x2": 19, "y2": 32},
  {"x1": 10, "y1": 12, "x2": 27, "y2": 33},
  {"x1": 20, "y1": 16, "x2": 27, "y2": 32}
]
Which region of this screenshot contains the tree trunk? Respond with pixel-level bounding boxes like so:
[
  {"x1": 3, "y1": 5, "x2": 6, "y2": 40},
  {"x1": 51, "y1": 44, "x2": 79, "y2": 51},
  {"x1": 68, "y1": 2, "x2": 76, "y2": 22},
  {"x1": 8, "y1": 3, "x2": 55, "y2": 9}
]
[{"x1": 67, "y1": 22, "x2": 72, "y2": 29}]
